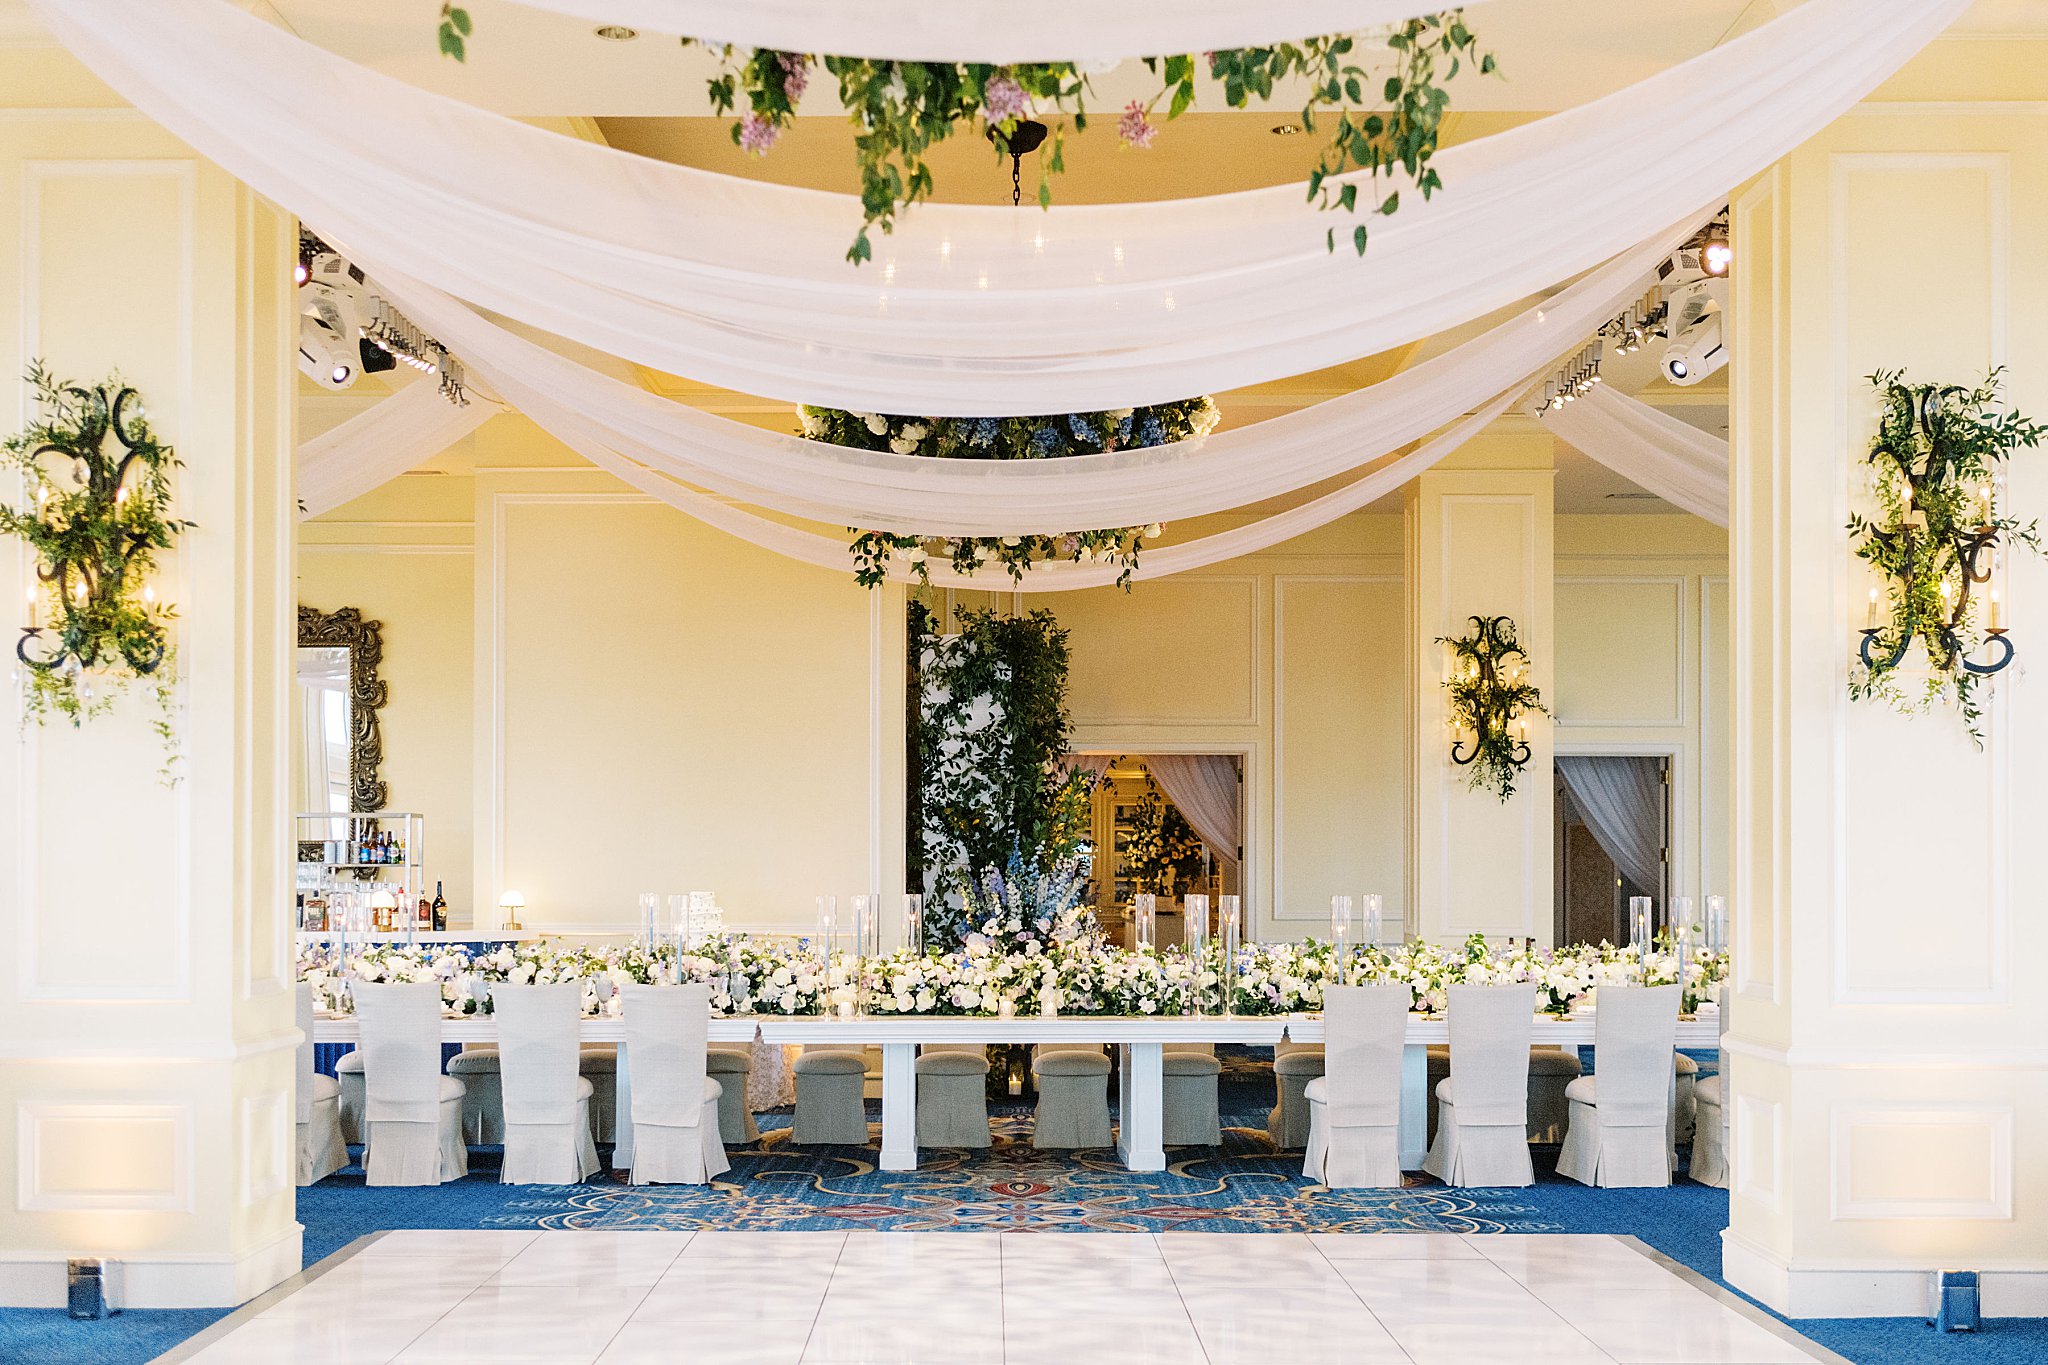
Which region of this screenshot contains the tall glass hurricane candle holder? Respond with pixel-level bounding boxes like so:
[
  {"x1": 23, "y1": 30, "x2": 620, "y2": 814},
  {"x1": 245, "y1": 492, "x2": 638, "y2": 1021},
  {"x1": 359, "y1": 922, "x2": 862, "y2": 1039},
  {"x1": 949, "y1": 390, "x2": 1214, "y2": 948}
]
[
  {"x1": 1706, "y1": 894, "x2": 1729, "y2": 955},
  {"x1": 1183, "y1": 894, "x2": 1210, "y2": 1014},
  {"x1": 1330, "y1": 895, "x2": 1354, "y2": 985},
  {"x1": 639, "y1": 892, "x2": 658, "y2": 951},
  {"x1": 902, "y1": 893, "x2": 925, "y2": 956},
  {"x1": 816, "y1": 894, "x2": 838, "y2": 973},
  {"x1": 665, "y1": 893, "x2": 688, "y2": 957},
  {"x1": 1629, "y1": 896, "x2": 1654, "y2": 981},
  {"x1": 1361, "y1": 893, "x2": 1384, "y2": 953},
  {"x1": 1134, "y1": 892, "x2": 1157, "y2": 951},
  {"x1": 1220, "y1": 895, "x2": 1242, "y2": 1016},
  {"x1": 726, "y1": 941, "x2": 750, "y2": 1015},
  {"x1": 1671, "y1": 894, "x2": 1696, "y2": 1003}
]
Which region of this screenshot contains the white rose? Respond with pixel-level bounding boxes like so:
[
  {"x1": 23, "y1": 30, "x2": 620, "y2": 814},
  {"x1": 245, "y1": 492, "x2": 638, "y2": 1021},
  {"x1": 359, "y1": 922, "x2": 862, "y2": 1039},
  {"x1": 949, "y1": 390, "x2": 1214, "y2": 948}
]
[{"x1": 864, "y1": 414, "x2": 888, "y2": 435}]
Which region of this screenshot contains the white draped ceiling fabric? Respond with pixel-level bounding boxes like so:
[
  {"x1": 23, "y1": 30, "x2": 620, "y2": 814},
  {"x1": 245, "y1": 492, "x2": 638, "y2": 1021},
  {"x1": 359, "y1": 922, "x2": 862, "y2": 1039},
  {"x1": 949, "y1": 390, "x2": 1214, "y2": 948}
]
[
  {"x1": 501, "y1": 0, "x2": 1505, "y2": 61},
  {"x1": 297, "y1": 381, "x2": 498, "y2": 518},
  {"x1": 1141, "y1": 755, "x2": 1242, "y2": 870},
  {"x1": 374, "y1": 221, "x2": 1685, "y2": 536},
  {"x1": 1540, "y1": 385, "x2": 1730, "y2": 527},
  {"x1": 32, "y1": 0, "x2": 1966, "y2": 415}
]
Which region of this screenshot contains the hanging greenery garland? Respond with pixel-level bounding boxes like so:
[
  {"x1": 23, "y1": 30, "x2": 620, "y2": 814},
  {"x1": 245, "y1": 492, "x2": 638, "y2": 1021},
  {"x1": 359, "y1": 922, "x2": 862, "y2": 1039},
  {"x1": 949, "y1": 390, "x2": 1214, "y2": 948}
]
[
  {"x1": 805, "y1": 397, "x2": 1219, "y2": 588},
  {"x1": 0, "y1": 364, "x2": 188, "y2": 773},
  {"x1": 438, "y1": 17, "x2": 1495, "y2": 265},
  {"x1": 1849, "y1": 369, "x2": 2042, "y2": 742}
]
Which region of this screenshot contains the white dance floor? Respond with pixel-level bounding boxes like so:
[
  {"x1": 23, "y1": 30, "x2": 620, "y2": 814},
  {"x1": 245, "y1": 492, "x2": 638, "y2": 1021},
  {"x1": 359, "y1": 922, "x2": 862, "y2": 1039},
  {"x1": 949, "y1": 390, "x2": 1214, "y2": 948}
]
[{"x1": 163, "y1": 1229, "x2": 1843, "y2": 1365}]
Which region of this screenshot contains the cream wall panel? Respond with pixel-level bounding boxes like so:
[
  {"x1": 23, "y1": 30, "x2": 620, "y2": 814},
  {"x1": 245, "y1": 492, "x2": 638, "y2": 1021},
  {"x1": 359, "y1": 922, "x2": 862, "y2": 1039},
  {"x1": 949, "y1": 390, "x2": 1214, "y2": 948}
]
[
  {"x1": 1554, "y1": 578, "x2": 1683, "y2": 728},
  {"x1": 1274, "y1": 578, "x2": 1405, "y2": 926},
  {"x1": 1830, "y1": 1105, "x2": 2013, "y2": 1221},
  {"x1": 16, "y1": 1103, "x2": 192, "y2": 1214},
  {"x1": 488, "y1": 493, "x2": 876, "y2": 926},
  {"x1": 1063, "y1": 578, "x2": 1257, "y2": 727}
]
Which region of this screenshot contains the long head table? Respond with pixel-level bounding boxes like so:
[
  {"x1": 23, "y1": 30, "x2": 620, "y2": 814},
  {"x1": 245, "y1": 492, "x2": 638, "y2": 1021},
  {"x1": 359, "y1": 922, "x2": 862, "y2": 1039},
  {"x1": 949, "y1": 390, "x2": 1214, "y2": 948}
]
[{"x1": 311, "y1": 1010, "x2": 1720, "y2": 1175}]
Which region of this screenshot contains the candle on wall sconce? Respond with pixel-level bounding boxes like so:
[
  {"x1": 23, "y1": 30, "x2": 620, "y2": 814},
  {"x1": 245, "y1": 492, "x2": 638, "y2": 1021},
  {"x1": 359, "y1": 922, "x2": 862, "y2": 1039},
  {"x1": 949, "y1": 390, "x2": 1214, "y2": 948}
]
[{"x1": 1438, "y1": 615, "x2": 1549, "y2": 801}]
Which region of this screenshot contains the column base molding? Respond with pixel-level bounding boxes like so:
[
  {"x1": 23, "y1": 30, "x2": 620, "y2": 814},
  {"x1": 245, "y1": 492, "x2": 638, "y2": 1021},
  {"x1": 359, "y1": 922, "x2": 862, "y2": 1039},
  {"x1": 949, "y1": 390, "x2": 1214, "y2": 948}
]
[
  {"x1": 1723, "y1": 1229, "x2": 2048, "y2": 1319},
  {"x1": 0, "y1": 1222, "x2": 302, "y2": 1309}
]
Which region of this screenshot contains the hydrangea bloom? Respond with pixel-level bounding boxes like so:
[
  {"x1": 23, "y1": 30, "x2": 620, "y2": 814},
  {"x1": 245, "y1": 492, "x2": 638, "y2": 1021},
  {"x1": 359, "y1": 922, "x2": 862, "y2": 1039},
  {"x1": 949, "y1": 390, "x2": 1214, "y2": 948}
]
[
  {"x1": 982, "y1": 74, "x2": 1030, "y2": 123},
  {"x1": 738, "y1": 112, "x2": 780, "y2": 155}
]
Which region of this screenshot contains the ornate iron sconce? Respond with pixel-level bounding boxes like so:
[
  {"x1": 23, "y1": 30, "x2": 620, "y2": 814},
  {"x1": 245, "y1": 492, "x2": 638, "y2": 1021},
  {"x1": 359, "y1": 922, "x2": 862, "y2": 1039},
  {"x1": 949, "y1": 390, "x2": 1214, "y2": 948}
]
[
  {"x1": 1849, "y1": 371, "x2": 2042, "y2": 742},
  {"x1": 1439, "y1": 614, "x2": 1549, "y2": 801},
  {"x1": 3, "y1": 366, "x2": 186, "y2": 727}
]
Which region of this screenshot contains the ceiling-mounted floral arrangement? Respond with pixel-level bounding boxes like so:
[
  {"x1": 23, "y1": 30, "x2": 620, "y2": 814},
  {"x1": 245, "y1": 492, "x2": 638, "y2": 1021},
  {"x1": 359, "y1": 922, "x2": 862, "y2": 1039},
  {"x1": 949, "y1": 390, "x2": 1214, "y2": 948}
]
[
  {"x1": 439, "y1": 16, "x2": 1496, "y2": 264},
  {"x1": 1849, "y1": 369, "x2": 2042, "y2": 742},
  {"x1": 1, "y1": 363, "x2": 188, "y2": 775},
  {"x1": 804, "y1": 397, "x2": 1219, "y2": 588}
]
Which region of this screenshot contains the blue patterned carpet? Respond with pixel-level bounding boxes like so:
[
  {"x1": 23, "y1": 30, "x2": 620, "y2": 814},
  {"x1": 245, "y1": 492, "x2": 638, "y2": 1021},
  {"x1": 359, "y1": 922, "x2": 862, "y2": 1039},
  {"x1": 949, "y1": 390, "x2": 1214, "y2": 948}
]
[{"x1": 8, "y1": 1056, "x2": 2046, "y2": 1364}]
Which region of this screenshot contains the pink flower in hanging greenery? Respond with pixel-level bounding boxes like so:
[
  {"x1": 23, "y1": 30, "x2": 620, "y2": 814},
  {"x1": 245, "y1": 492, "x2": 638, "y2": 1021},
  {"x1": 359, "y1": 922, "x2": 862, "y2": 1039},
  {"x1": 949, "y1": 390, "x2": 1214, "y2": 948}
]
[
  {"x1": 738, "y1": 112, "x2": 780, "y2": 156},
  {"x1": 982, "y1": 74, "x2": 1029, "y2": 123},
  {"x1": 779, "y1": 53, "x2": 810, "y2": 102},
  {"x1": 1117, "y1": 100, "x2": 1158, "y2": 149}
]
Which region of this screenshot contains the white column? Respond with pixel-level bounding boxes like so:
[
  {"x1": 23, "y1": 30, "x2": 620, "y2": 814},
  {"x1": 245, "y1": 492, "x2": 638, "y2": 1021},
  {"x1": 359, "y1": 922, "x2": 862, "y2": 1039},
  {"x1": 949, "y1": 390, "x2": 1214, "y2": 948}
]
[
  {"x1": 1406, "y1": 437, "x2": 1557, "y2": 945},
  {"x1": 1725, "y1": 89, "x2": 2048, "y2": 1315},
  {"x1": 1116, "y1": 1041, "x2": 1166, "y2": 1172},
  {"x1": 0, "y1": 66, "x2": 298, "y2": 1305},
  {"x1": 878, "y1": 1041, "x2": 918, "y2": 1171}
]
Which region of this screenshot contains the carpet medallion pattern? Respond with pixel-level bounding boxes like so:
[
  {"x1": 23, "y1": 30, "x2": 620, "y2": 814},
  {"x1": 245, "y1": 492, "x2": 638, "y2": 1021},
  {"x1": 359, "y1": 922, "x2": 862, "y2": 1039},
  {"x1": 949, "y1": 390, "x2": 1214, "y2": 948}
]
[{"x1": 487, "y1": 1121, "x2": 1561, "y2": 1236}]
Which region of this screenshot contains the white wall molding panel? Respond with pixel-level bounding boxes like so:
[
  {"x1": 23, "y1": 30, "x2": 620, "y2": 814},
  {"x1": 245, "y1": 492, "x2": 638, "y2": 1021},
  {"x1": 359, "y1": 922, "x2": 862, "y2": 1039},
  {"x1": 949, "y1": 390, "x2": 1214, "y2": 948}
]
[
  {"x1": 0, "y1": 83, "x2": 299, "y2": 1305},
  {"x1": 1406, "y1": 442, "x2": 1556, "y2": 944},
  {"x1": 1726, "y1": 102, "x2": 2048, "y2": 1318}
]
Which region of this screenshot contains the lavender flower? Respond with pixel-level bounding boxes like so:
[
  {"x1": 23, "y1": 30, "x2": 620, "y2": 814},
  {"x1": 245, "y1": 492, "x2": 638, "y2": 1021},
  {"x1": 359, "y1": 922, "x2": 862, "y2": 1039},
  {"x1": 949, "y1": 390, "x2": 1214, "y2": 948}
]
[
  {"x1": 983, "y1": 74, "x2": 1029, "y2": 123},
  {"x1": 779, "y1": 53, "x2": 810, "y2": 102},
  {"x1": 738, "y1": 112, "x2": 780, "y2": 156},
  {"x1": 1117, "y1": 100, "x2": 1158, "y2": 150}
]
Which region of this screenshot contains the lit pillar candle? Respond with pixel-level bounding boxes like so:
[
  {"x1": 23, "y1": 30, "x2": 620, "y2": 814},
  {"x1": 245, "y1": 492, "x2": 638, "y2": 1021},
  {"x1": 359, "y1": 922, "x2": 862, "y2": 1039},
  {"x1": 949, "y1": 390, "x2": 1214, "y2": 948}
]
[{"x1": 1866, "y1": 586, "x2": 1879, "y2": 631}]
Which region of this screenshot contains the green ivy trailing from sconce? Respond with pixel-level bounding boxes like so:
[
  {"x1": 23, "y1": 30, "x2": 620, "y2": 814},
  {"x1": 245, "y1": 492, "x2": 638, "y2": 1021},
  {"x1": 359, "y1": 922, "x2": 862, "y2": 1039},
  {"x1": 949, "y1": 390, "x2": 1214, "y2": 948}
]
[
  {"x1": 1849, "y1": 369, "x2": 2042, "y2": 744},
  {"x1": 1439, "y1": 614, "x2": 1547, "y2": 801},
  {"x1": 0, "y1": 364, "x2": 188, "y2": 773}
]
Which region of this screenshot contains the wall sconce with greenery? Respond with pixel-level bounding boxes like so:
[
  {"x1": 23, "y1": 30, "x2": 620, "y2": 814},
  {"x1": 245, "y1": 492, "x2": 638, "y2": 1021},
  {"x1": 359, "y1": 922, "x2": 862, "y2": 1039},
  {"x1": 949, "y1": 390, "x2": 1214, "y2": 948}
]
[
  {"x1": 1849, "y1": 370, "x2": 2042, "y2": 743},
  {"x1": 1, "y1": 363, "x2": 187, "y2": 761},
  {"x1": 1439, "y1": 614, "x2": 1547, "y2": 801}
]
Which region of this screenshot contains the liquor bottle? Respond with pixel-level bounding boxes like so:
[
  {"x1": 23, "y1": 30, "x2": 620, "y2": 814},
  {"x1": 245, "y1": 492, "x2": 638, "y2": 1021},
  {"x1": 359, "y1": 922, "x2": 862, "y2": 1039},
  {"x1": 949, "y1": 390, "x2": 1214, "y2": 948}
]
[
  {"x1": 431, "y1": 881, "x2": 448, "y2": 933},
  {"x1": 417, "y1": 895, "x2": 432, "y2": 932}
]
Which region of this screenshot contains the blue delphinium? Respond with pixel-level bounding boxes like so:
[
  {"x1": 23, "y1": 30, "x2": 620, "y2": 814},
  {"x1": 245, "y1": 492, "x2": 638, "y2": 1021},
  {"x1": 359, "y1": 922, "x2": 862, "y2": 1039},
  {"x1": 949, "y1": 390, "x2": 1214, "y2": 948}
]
[
  {"x1": 1137, "y1": 415, "x2": 1165, "y2": 446},
  {"x1": 1066, "y1": 413, "x2": 1093, "y2": 443},
  {"x1": 970, "y1": 417, "x2": 999, "y2": 447},
  {"x1": 1117, "y1": 415, "x2": 1134, "y2": 442},
  {"x1": 1029, "y1": 425, "x2": 1061, "y2": 456}
]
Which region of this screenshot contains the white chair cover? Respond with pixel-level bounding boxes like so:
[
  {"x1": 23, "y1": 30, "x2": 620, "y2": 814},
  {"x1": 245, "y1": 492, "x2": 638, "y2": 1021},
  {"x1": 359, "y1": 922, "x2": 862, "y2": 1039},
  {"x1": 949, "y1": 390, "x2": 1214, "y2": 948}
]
[
  {"x1": 1303, "y1": 985, "x2": 1409, "y2": 1188},
  {"x1": 354, "y1": 983, "x2": 467, "y2": 1186},
  {"x1": 295, "y1": 983, "x2": 346, "y2": 1186},
  {"x1": 620, "y1": 984, "x2": 730, "y2": 1185},
  {"x1": 490, "y1": 984, "x2": 600, "y2": 1184},
  {"x1": 1557, "y1": 984, "x2": 1683, "y2": 1188},
  {"x1": 1422, "y1": 984, "x2": 1536, "y2": 1187},
  {"x1": 1690, "y1": 987, "x2": 1732, "y2": 1188}
]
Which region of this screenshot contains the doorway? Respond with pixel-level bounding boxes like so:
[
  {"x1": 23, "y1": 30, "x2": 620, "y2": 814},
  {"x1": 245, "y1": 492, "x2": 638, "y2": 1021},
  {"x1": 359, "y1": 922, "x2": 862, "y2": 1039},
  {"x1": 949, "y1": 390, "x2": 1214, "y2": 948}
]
[{"x1": 1554, "y1": 754, "x2": 1669, "y2": 946}]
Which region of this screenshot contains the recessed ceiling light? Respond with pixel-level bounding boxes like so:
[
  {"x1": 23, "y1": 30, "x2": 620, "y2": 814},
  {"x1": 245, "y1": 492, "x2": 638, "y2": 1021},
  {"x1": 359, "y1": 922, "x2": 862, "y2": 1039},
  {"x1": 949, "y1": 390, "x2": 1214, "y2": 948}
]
[
  {"x1": 1271, "y1": 123, "x2": 1303, "y2": 136},
  {"x1": 594, "y1": 25, "x2": 638, "y2": 41}
]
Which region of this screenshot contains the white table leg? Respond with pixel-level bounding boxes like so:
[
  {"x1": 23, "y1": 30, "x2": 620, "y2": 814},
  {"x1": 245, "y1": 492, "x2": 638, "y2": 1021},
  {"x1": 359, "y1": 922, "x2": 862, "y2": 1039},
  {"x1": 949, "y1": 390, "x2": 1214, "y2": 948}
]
[
  {"x1": 613, "y1": 1040, "x2": 635, "y2": 1170},
  {"x1": 1116, "y1": 1041, "x2": 1166, "y2": 1172},
  {"x1": 1399, "y1": 1042, "x2": 1427, "y2": 1170},
  {"x1": 879, "y1": 1041, "x2": 918, "y2": 1171}
]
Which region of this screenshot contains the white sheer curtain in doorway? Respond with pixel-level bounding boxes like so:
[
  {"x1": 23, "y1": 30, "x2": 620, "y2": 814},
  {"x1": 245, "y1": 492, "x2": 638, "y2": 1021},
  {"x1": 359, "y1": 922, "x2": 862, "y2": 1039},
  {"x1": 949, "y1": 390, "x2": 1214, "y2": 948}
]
[
  {"x1": 1555, "y1": 756, "x2": 1663, "y2": 896},
  {"x1": 1142, "y1": 755, "x2": 1241, "y2": 869}
]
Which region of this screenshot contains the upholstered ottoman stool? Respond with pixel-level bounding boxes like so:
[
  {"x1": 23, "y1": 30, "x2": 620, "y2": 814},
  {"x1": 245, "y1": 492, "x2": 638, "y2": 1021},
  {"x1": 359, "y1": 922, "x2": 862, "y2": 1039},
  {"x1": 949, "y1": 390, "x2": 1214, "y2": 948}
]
[
  {"x1": 1671, "y1": 1053, "x2": 1699, "y2": 1147},
  {"x1": 334, "y1": 1050, "x2": 365, "y2": 1145},
  {"x1": 1032, "y1": 1047, "x2": 1113, "y2": 1149},
  {"x1": 707, "y1": 1046, "x2": 759, "y2": 1144},
  {"x1": 445, "y1": 1045, "x2": 504, "y2": 1145},
  {"x1": 1268, "y1": 1042, "x2": 1324, "y2": 1149},
  {"x1": 1163, "y1": 1043, "x2": 1223, "y2": 1147},
  {"x1": 793, "y1": 1049, "x2": 870, "y2": 1145},
  {"x1": 1527, "y1": 1046, "x2": 1584, "y2": 1143},
  {"x1": 580, "y1": 1044, "x2": 618, "y2": 1144},
  {"x1": 916, "y1": 1045, "x2": 992, "y2": 1148}
]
